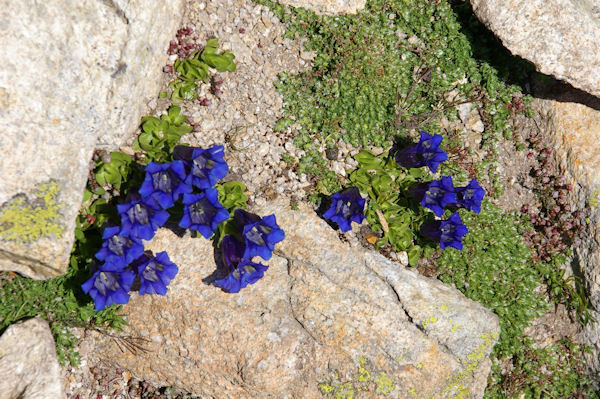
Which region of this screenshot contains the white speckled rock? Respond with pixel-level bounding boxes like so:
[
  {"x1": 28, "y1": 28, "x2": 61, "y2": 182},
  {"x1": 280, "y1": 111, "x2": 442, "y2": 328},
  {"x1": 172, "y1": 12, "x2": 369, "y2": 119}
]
[
  {"x1": 470, "y1": 0, "x2": 600, "y2": 98},
  {"x1": 0, "y1": 318, "x2": 64, "y2": 399},
  {"x1": 0, "y1": 0, "x2": 184, "y2": 279},
  {"x1": 274, "y1": 0, "x2": 365, "y2": 15},
  {"x1": 90, "y1": 200, "x2": 499, "y2": 398}
]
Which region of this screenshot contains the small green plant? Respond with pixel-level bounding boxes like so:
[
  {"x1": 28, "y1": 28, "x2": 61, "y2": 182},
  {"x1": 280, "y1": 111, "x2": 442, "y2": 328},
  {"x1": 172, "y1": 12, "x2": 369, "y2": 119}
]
[
  {"x1": 133, "y1": 105, "x2": 194, "y2": 162},
  {"x1": 170, "y1": 38, "x2": 236, "y2": 103},
  {"x1": 256, "y1": 0, "x2": 521, "y2": 197},
  {"x1": 348, "y1": 149, "x2": 436, "y2": 265}
]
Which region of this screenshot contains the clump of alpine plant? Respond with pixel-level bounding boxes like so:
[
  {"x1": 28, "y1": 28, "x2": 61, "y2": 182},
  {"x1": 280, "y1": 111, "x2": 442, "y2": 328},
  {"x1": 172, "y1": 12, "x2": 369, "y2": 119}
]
[{"x1": 82, "y1": 143, "x2": 286, "y2": 310}]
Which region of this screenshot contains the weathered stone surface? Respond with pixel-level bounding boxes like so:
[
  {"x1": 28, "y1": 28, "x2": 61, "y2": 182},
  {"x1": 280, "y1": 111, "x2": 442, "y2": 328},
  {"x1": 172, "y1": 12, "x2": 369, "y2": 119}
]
[
  {"x1": 90, "y1": 200, "x2": 499, "y2": 398},
  {"x1": 274, "y1": 0, "x2": 365, "y2": 15},
  {"x1": 0, "y1": 0, "x2": 184, "y2": 279},
  {"x1": 470, "y1": 0, "x2": 600, "y2": 98},
  {"x1": 0, "y1": 318, "x2": 64, "y2": 399},
  {"x1": 529, "y1": 93, "x2": 600, "y2": 377}
]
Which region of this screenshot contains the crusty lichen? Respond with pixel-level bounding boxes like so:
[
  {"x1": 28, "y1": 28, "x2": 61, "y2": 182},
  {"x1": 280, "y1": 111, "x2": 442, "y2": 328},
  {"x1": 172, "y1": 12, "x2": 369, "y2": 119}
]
[
  {"x1": 441, "y1": 332, "x2": 499, "y2": 399},
  {"x1": 0, "y1": 181, "x2": 64, "y2": 243}
]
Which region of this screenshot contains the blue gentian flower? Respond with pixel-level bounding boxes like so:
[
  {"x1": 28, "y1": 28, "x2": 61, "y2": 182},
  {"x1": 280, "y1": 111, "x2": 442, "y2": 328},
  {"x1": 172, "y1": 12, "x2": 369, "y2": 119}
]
[
  {"x1": 173, "y1": 145, "x2": 228, "y2": 189},
  {"x1": 136, "y1": 251, "x2": 179, "y2": 296},
  {"x1": 138, "y1": 161, "x2": 192, "y2": 209},
  {"x1": 94, "y1": 226, "x2": 144, "y2": 270},
  {"x1": 420, "y1": 212, "x2": 469, "y2": 250},
  {"x1": 117, "y1": 194, "x2": 170, "y2": 241},
  {"x1": 455, "y1": 179, "x2": 485, "y2": 214},
  {"x1": 395, "y1": 131, "x2": 448, "y2": 173},
  {"x1": 81, "y1": 268, "x2": 136, "y2": 311},
  {"x1": 179, "y1": 189, "x2": 229, "y2": 238},
  {"x1": 420, "y1": 176, "x2": 457, "y2": 217},
  {"x1": 323, "y1": 187, "x2": 366, "y2": 233},
  {"x1": 214, "y1": 235, "x2": 269, "y2": 293},
  {"x1": 234, "y1": 209, "x2": 285, "y2": 260}
]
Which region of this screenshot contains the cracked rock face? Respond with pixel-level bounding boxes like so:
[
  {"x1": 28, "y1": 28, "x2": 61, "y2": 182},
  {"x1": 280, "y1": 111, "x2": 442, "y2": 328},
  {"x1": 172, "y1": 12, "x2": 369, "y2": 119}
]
[
  {"x1": 0, "y1": 318, "x2": 64, "y2": 399},
  {"x1": 0, "y1": 0, "x2": 183, "y2": 279},
  {"x1": 90, "y1": 200, "x2": 499, "y2": 398},
  {"x1": 470, "y1": 0, "x2": 600, "y2": 98}
]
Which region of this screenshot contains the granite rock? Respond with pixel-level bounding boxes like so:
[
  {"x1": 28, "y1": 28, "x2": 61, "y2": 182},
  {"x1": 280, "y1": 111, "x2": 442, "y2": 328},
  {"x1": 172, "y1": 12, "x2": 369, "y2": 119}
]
[
  {"x1": 530, "y1": 94, "x2": 600, "y2": 377},
  {"x1": 0, "y1": 318, "x2": 64, "y2": 399},
  {"x1": 470, "y1": 0, "x2": 600, "y2": 98},
  {"x1": 91, "y1": 200, "x2": 499, "y2": 398},
  {"x1": 0, "y1": 0, "x2": 184, "y2": 279},
  {"x1": 274, "y1": 0, "x2": 365, "y2": 15}
]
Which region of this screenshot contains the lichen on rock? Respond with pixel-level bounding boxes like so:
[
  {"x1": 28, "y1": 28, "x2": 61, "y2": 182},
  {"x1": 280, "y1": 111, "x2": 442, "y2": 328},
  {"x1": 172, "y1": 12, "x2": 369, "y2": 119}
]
[{"x1": 0, "y1": 181, "x2": 64, "y2": 243}]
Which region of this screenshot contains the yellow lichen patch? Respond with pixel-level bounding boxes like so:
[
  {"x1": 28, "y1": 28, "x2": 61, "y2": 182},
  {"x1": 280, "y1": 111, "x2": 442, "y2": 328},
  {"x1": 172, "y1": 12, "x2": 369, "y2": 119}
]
[
  {"x1": 450, "y1": 323, "x2": 460, "y2": 333},
  {"x1": 0, "y1": 181, "x2": 64, "y2": 243},
  {"x1": 421, "y1": 316, "x2": 438, "y2": 330},
  {"x1": 357, "y1": 357, "x2": 371, "y2": 382},
  {"x1": 441, "y1": 332, "x2": 498, "y2": 398},
  {"x1": 439, "y1": 304, "x2": 449, "y2": 313},
  {"x1": 374, "y1": 372, "x2": 395, "y2": 394},
  {"x1": 318, "y1": 356, "x2": 398, "y2": 398}
]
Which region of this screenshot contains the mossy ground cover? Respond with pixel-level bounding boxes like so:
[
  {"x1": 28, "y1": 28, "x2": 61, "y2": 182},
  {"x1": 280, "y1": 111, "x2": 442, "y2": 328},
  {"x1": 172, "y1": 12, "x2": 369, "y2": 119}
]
[{"x1": 257, "y1": 0, "x2": 599, "y2": 397}]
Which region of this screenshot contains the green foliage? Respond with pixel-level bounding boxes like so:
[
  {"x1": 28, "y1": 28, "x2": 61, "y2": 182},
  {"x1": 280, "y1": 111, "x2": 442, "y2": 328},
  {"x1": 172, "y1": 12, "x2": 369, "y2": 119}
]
[
  {"x1": 0, "y1": 255, "x2": 126, "y2": 366},
  {"x1": 133, "y1": 105, "x2": 193, "y2": 163},
  {"x1": 214, "y1": 181, "x2": 249, "y2": 245},
  {"x1": 349, "y1": 149, "x2": 436, "y2": 265},
  {"x1": 170, "y1": 38, "x2": 236, "y2": 103},
  {"x1": 93, "y1": 152, "x2": 133, "y2": 193},
  {"x1": 437, "y1": 201, "x2": 547, "y2": 358},
  {"x1": 436, "y1": 201, "x2": 597, "y2": 396},
  {"x1": 257, "y1": 0, "x2": 521, "y2": 195},
  {"x1": 485, "y1": 340, "x2": 598, "y2": 399}
]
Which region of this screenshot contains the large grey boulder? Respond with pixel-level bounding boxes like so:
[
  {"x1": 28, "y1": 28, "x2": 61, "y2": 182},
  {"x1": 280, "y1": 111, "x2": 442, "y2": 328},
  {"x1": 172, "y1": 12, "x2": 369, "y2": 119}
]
[
  {"x1": 470, "y1": 0, "x2": 600, "y2": 98},
  {"x1": 0, "y1": 0, "x2": 184, "y2": 279},
  {"x1": 0, "y1": 318, "x2": 64, "y2": 399},
  {"x1": 89, "y1": 200, "x2": 499, "y2": 398}
]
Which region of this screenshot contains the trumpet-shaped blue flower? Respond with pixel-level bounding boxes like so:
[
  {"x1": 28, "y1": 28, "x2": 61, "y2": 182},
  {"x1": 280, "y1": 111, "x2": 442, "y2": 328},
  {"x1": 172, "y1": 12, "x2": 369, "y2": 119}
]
[
  {"x1": 455, "y1": 179, "x2": 485, "y2": 214},
  {"x1": 420, "y1": 212, "x2": 468, "y2": 250},
  {"x1": 179, "y1": 189, "x2": 229, "y2": 238},
  {"x1": 81, "y1": 268, "x2": 136, "y2": 311},
  {"x1": 395, "y1": 131, "x2": 448, "y2": 173},
  {"x1": 117, "y1": 195, "x2": 169, "y2": 241},
  {"x1": 94, "y1": 226, "x2": 144, "y2": 270},
  {"x1": 234, "y1": 209, "x2": 285, "y2": 260},
  {"x1": 173, "y1": 145, "x2": 228, "y2": 189},
  {"x1": 420, "y1": 176, "x2": 456, "y2": 217},
  {"x1": 138, "y1": 161, "x2": 192, "y2": 209},
  {"x1": 323, "y1": 187, "x2": 365, "y2": 233},
  {"x1": 136, "y1": 251, "x2": 179, "y2": 296},
  {"x1": 214, "y1": 235, "x2": 269, "y2": 293}
]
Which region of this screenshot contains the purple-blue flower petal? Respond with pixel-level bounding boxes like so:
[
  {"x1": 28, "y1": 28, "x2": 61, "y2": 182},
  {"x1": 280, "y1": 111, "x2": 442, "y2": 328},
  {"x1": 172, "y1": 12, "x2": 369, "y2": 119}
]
[{"x1": 323, "y1": 187, "x2": 366, "y2": 233}]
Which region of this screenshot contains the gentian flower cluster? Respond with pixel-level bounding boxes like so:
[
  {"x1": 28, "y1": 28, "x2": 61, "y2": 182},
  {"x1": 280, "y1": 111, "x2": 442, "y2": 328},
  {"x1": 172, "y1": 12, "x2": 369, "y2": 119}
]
[
  {"x1": 214, "y1": 209, "x2": 285, "y2": 293},
  {"x1": 395, "y1": 131, "x2": 485, "y2": 250},
  {"x1": 83, "y1": 144, "x2": 281, "y2": 310},
  {"x1": 323, "y1": 187, "x2": 366, "y2": 233}
]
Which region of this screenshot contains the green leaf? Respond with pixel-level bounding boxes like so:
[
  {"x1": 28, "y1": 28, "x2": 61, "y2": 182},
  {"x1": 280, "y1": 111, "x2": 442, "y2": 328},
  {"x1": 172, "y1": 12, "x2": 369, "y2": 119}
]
[{"x1": 217, "y1": 181, "x2": 248, "y2": 210}]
